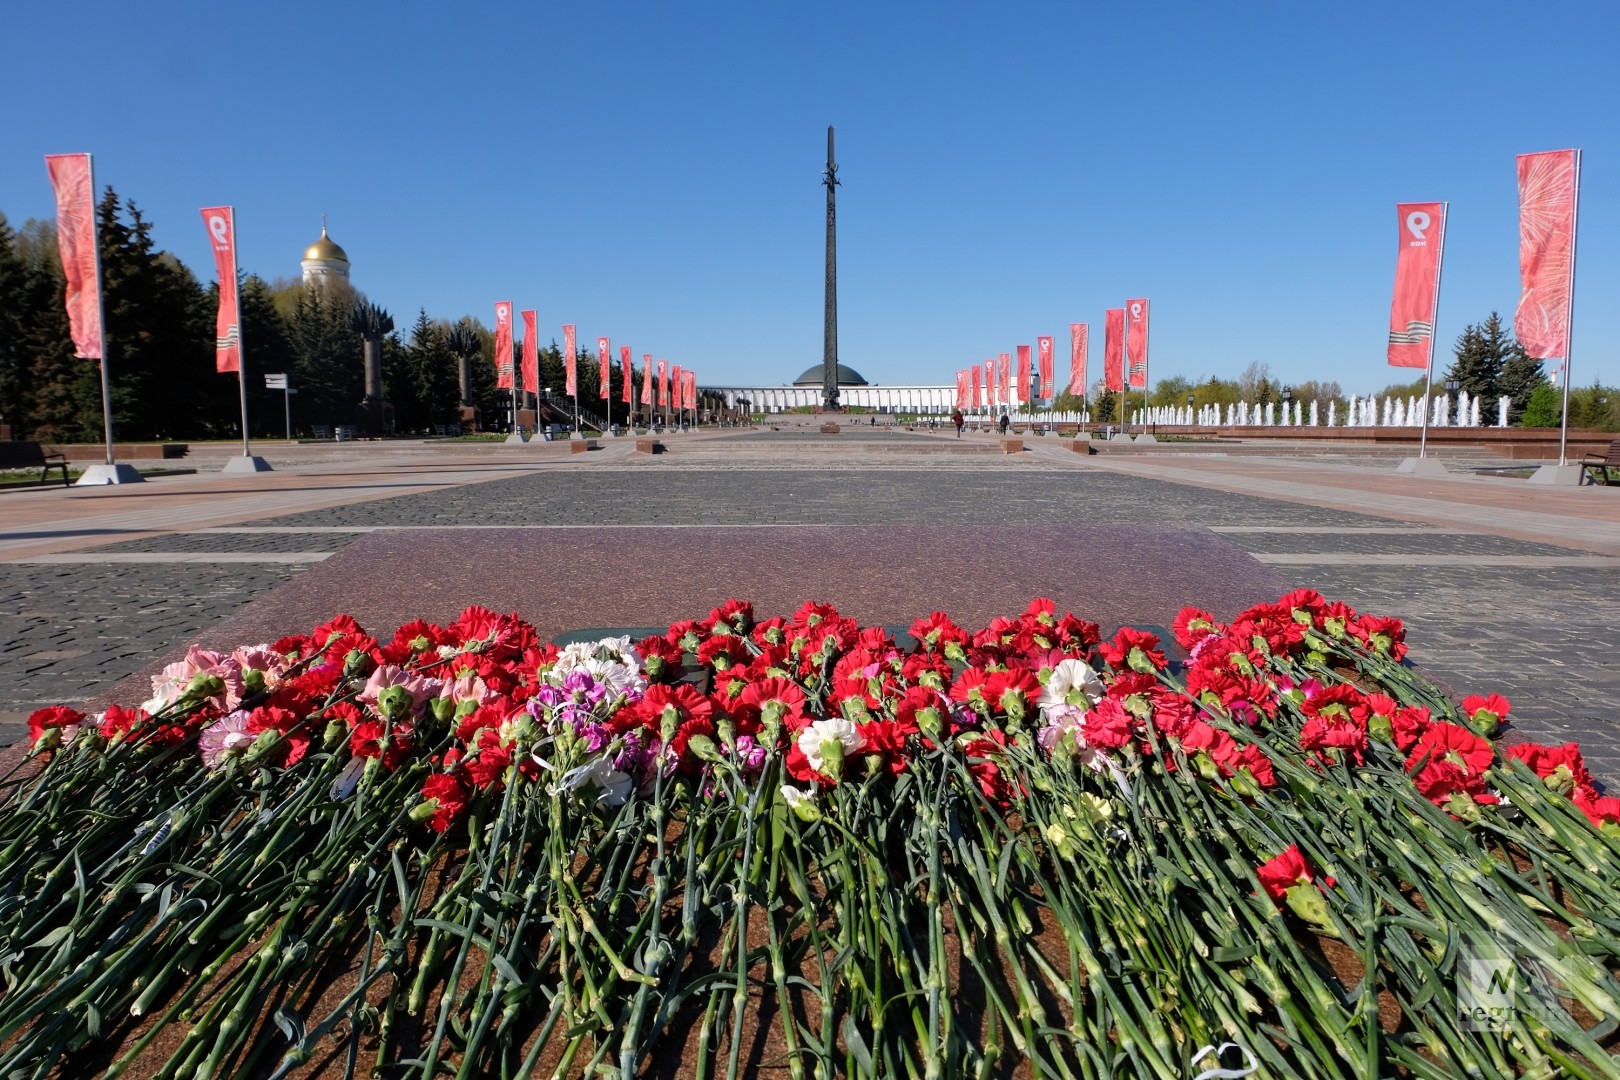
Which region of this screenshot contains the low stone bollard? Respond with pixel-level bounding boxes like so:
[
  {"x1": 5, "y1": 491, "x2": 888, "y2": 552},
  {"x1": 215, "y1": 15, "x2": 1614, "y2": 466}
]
[
  {"x1": 819, "y1": 423, "x2": 841, "y2": 434},
  {"x1": 999, "y1": 438, "x2": 1024, "y2": 453},
  {"x1": 570, "y1": 440, "x2": 597, "y2": 454},
  {"x1": 635, "y1": 438, "x2": 665, "y2": 454}
]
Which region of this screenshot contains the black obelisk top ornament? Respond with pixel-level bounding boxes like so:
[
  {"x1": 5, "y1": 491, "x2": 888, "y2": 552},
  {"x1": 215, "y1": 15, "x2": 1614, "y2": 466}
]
[{"x1": 822, "y1": 126, "x2": 840, "y2": 411}]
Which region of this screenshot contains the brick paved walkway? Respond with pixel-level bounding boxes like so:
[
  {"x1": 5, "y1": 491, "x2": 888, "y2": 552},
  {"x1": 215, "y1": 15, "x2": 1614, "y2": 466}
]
[{"x1": 2, "y1": 434, "x2": 1616, "y2": 779}]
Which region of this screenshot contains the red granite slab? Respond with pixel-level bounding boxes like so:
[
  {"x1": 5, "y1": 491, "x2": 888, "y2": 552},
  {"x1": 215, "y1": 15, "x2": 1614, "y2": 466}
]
[{"x1": 168, "y1": 523, "x2": 1286, "y2": 655}]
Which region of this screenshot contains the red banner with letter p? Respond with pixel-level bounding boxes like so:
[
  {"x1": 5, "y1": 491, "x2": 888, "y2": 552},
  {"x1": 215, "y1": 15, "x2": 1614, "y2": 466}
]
[
  {"x1": 521, "y1": 310, "x2": 539, "y2": 393},
  {"x1": 494, "y1": 302, "x2": 514, "y2": 389},
  {"x1": 1515, "y1": 150, "x2": 1579, "y2": 360},
  {"x1": 1037, "y1": 336, "x2": 1054, "y2": 399},
  {"x1": 1103, "y1": 309, "x2": 1124, "y2": 392},
  {"x1": 671, "y1": 365, "x2": 684, "y2": 410},
  {"x1": 200, "y1": 206, "x2": 240, "y2": 373},
  {"x1": 971, "y1": 365, "x2": 982, "y2": 409},
  {"x1": 1125, "y1": 299, "x2": 1149, "y2": 388},
  {"x1": 1016, "y1": 345, "x2": 1031, "y2": 404},
  {"x1": 621, "y1": 346, "x2": 633, "y2": 403},
  {"x1": 45, "y1": 154, "x2": 102, "y2": 360},
  {"x1": 998, "y1": 353, "x2": 1011, "y2": 406},
  {"x1": 597, "y1": 336, "x2": 610, "y2": 398},
  {"x1": 1069, "y1": 323, "x2": 1088, "y2": 396},
  {"x1": 1387, "y1": 202, "x2": 1446, "y2": 369},
  {"x1": 657, "y1": 359, "x2": 669, "y2": 407},
  {"x1": 563, "y1": 325, "x2": 577, "y2": 397}
]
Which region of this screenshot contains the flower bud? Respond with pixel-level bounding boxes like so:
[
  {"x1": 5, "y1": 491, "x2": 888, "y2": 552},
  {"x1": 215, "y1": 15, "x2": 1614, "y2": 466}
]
[
  {"x1": 185, "y1": 672, "x2": 225, "y2": 700},
  {"x1": 917, "y1": 706, "x2": 945, "y2": 745},
  {"x1": 430, "y1": 697, "x2": 456, "y2": 724},
  {"x1": 716, "y1": 715, "x2": 737, "y2": 751},
  {"x1": 409, "y1": 798, "x2": 440, "y2": 823},
  {"x1": 818, "y1": 737, "x2": 845, "y2": 782},
  {"x1": 243, "y1": 669, "x2": 267, "y2": 696},
  {"x1": 344, "y1": 649, "x2": 372, "y2": 678},
  {"x1": 1367, "y1": 713, "x2": 1394, "y2": 745},
  {"x1": 1282, "y1": 883, "x2": 1333, "y2": 930},
  {"x1": 322, "y1": 719, "x2": 347, "y2": 749},
  {"x1": 685, "y1": 733, "x2": 724, "y2": 765},
  {"x1": 377, "y1": 686, "x2": 414, "y2": 721}
]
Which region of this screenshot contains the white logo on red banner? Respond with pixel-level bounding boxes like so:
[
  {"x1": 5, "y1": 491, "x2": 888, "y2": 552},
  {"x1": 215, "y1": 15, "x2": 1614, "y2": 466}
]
[{"x1": 200, "y1": 206, "x2": 240, "y2": 373}]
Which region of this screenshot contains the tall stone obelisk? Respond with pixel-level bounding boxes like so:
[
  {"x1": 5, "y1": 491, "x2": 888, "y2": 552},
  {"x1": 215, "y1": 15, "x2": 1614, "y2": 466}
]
[{"x1": 822, "y1": 126, "x2": 841, "y2": 411}]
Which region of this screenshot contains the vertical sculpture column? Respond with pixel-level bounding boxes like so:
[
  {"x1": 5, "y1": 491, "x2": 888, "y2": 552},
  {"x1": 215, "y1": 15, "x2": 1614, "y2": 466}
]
[{"x1": 822, "y1": 126, "x2": 840, "y2": 412}]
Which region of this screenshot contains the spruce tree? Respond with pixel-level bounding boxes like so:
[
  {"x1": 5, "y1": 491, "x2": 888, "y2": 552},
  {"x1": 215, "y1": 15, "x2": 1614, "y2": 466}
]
[
  {"x1": 0, "y1": 214, "x2": 30, "y2": 436},
  {"x1": 288, "y1": 282, "x2": 363, "y2": 428},
  {"x1": 1445, "y1": 320, "x2": 1501, "y2": 398},
  {"x1": 1498, "y1": 346, "x2": 1548, "y2": 424}
]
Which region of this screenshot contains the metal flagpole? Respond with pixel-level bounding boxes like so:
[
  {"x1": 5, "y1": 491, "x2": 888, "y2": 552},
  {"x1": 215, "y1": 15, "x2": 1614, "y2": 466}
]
[
  {"x1": 231, "y1": 209, "x2": 252, "y2": 460},
  {"x1": 1556, "y1": 151, "x2": 1581, "y2": 467},
  {"x1": 1417, "y1": 201, "x2": 1448, "y2": 460},
  {"x1": 88, "y1": 156, "x2": 114, "y2": 469}
]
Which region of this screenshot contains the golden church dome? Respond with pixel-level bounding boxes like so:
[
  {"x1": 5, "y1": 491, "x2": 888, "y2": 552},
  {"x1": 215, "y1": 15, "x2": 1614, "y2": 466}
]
[{"x1": 303, "y1": 226, "x2": 349, "y2": 264}]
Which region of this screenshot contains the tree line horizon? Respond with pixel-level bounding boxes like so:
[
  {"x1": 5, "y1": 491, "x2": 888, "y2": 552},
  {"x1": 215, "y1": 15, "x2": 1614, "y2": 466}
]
[{"x1": 2, "y1": 192, "x2": 1614, "y2": 441}]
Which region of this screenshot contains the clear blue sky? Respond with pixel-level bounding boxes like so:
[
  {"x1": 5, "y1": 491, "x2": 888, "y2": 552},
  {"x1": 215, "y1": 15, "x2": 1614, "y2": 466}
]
[{"x1": 2, "y1": 0, "x2": 1615, "y2": 393}]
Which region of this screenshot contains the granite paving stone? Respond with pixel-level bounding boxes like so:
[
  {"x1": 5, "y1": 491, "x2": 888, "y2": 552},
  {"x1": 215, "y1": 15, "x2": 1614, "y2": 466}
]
[{"x1": 3, "y1": 449, "x2": 1617, "y2": 788}]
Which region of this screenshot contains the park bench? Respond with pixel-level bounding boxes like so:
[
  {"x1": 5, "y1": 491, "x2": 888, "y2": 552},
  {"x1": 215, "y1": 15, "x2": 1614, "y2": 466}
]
[
  {"x1": 310, "y1": 425, "x2": 333, "y2": 439},
  {"x1": 1580, "y1": 440, "x2": 1620, "y2": 486},
  {"x1": 0, "y1": 441, "x2": 70, "y2": 487}
]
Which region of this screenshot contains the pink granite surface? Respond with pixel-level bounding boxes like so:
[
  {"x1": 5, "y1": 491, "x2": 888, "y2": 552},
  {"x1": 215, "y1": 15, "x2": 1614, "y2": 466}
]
[{"x1": 151, "y1": 523, "x2": 1286, "y2": 658}]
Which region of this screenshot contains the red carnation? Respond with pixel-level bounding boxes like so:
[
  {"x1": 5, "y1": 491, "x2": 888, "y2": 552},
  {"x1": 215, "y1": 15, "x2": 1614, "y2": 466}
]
[
  {"x1": 1171, "y1": 606, "x2": 1221, "y2": 651},
  {"x1": 418, "y1": 772, "x2": 472, "y2": 832},
  {"x1": 1082, "y1": 698, "x2": 1136, "y2": 749},
  {"x1": 1097, "y1": 627, "x2": 1166, "y2": 673},
  {"x1": 1256, "y1": 844, "x2": 1333, "y2": 904},
  {"x1": 28, "y1": 705, "x2": 85, "y2": 746}
]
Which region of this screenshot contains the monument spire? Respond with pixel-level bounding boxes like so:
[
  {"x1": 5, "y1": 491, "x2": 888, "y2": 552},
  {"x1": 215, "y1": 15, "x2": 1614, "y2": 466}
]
[{"x1": 822, "y1": 126, "x2": 840, "y2": 411}]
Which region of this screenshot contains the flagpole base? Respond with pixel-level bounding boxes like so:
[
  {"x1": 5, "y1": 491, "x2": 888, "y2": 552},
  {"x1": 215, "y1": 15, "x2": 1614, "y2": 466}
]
[
  {"x1": 1395, "y1": 457, "x2": 1450, "y2": 477},
  {"x1": 1133, "y1": 433, "x2": 1158, "y2": 444},
  {"x1": 1527, "y1": 463, "x2": 1583, "y2": 486},
  {"x1": 505, "y1": 432, "x2": 529, "y2": 444},
  {"x1": 221, "y1": 455, "x2": 274, "y2": 474},
  {"x1": 74, "y1": 463, "x2": 145, "y2": 486}
]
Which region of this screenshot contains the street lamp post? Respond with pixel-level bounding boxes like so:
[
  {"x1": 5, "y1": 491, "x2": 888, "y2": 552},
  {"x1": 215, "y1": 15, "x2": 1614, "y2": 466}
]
[
  {"x1": 1281, "y1": 386, "x2": 1294, "y2": 427},
  {"x1": 1444, "y1": 378, "x2": 1459, "y2": 426},
  {"x1": 1187, "y1": 393, "x2": 1195, "y2": 426}
]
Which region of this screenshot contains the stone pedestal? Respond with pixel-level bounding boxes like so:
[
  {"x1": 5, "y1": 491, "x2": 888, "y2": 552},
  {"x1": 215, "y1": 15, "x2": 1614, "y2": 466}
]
[{"x1": 353, "y1": 400, "x2": 394, "y2": 438}]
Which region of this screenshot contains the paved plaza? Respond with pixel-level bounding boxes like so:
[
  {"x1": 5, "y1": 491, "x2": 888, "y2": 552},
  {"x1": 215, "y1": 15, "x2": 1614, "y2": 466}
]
[{"x1": 3, "y1": 428, "x2": 1618, "y2": 778}]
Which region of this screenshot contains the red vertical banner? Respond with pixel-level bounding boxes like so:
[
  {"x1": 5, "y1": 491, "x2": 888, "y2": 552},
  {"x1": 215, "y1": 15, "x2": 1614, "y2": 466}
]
[
  {"x1": 1125, "y1": 299, "x2": 1149, "y2": 388},
  {"x1": 494, "y1": 302, "x2": 514, "y2": 389},
  {"x1": 621, "y1": 345, "x2": 633, "y2": 403},
  {"x1": 562, "y1": 325, "x2": 577, "y2": 397},
  {"x1": 1016, "y1": 345, "x2": 1031, "y2": 403},
  {"x1": 657, "y1": 359, "x2": 669, "y2": 406},
  {"x1": 685, "y1": 371, "x2": 697, "y2": 414},
  {"x1": 1068, "y1": 323, "x2": 1088, "y2": 396},
  {"x1": 971, "y1": 365, "x2": 982, "y2": 409},
  {"x1": 1515, "y1": 149, "x2": 1579, "y2": 360},
  {"x1": 998, "y1": 352, "x2": 1011, "y2": 406},
  {"x1": 44, "y1": 154, "x2": 102, "y2": 359},
  {"x1": 1386, "y1": 202, "x2": 1447, "y2": 368},
  {"x1": 641, "y1": 354, "x2": 653, "y2": 405},
  {"x1": 597, "y1": 336, "x2": 611, "y2": 399},
  {"x1": 200, "y1": 207, "x2": 240, "y2": 373},
  {"x1": 520, "y1": 310, "x2": 539, "y2": 393},
  {"x1": 1037, "y1": 336, "x2": 1054, "y2": 398},
  {"x1": 1103, "y1": 308, "x2": 1124, "y2": 392},
  {"x1": 984, "y1": 360, "x2": 995, "y2": 406},
  {"x1": 671, "y1": 365, "x2": 684, "y2": 410}
]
